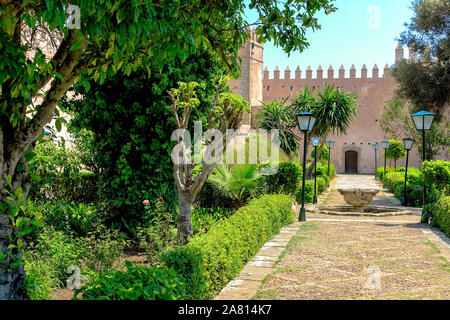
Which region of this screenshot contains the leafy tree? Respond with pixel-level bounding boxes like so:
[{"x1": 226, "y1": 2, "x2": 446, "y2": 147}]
[
  {"x1": 380, "y1": 96, "x2": 450, "y2": 160},
  {"x1": 385, "y1": 139, "x2": 407, "y2": 171},
  {"x1": 168, "y1": 81, "x2": 249, "y2": 242},
  {"x1": 292, "y1": 84, "x2": 357, "y2": 178},
  {"x1": 207, "y1": 164, "x2": 262, "y2": 209},
  {"x1": 393, "y1": 0, "x2": 450, "y2": 117},
  {"x1": 65, "y1": 49, "x2": 223, "y2": 234},
  {"x1": 0, "y1": 0, "x2": 336, "y2": 299},
  {"x1": 256, "y1": 98, "x2": 299, "y2": 157}
]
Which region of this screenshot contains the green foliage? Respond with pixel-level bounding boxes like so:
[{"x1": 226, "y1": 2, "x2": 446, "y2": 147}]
[
  {"x1": 66, "y1": 50, "x2": 223, "y2": 231},
  {"x1": 25, "y1": 226, "x2": 127, "y2": 300},
  {"x1": 296, "y1": 181, "x2": 314, "y2": 204},
  {"x1": 380, "y1": 97, "x2": 449, "y2": 160},
  {"x1": 424, "y1": 196, "x2": 450, "y2": 237},
  {"x1": 191, "y1": 207, "x2": 233, "y2": 236},
  {"x1": 311, "y1": 144, "x2": 329, "y2": 161},
  {"x1": 422, "y1": 160, "x2": 450, "y2": 195},
  {"x1": 28, "y1": 142, "x2": 99, "y2": 203},
  {"x1": 395, "y1": 0, "x2": 449, "y2": 117},
  {"x1": 256, "y1": 98, "x2": 299, "y2": 156},
  {"x1": 76, "y1": 262, "x2": 186, "y2": 300},
  {"x1": 385, "y1": 139, "x2": 406, "y2": 169},
  {"x1": 163, "y1": 194, "x2": 294, "y2": 299},
  {"x1": 261, "y1": 161, "x2": 302, "y2": 195},
  {"x1": 316, "y1": 177, "x2": 327, "y2": 194},
  {"x1": 292, "y1": 84, "x2": 358, "y2": 137},
  {"x1": 38, "y1": 202, "x2": 101, "y2": 237},
  {"x1": 207, "y1": 164, "x2": 262, "y2": 209}
]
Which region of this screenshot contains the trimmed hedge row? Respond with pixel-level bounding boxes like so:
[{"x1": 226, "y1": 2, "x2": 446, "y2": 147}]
[
  {"x1": 76, "y1": 262, "x2": 187, "y2": 300},
  {"x1": 162, "y1": 194, "x2": 294, "y2": 299},
  {"x1": 424, "y1": 196, "x2": 450, "y2": 237}
]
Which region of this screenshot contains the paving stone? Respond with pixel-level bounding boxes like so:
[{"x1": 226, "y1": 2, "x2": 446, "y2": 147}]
[{"x1": 216, "y1": 175, "x2": 450, "y2": 300}]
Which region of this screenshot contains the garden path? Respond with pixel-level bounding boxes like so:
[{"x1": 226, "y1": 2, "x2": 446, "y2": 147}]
[{"x1": 217, "y1": 175, "x2": 450, "y2": 300}]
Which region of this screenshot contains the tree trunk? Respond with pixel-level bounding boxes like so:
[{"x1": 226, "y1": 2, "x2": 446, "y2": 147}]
[
  {"x1": 0, "y1": 133, "x2": 31, "y2": 300},
  {"x1": 176, "y1": 190, "x2": 194, "y2": 245},
  {"x1": 0, "y1": 181, "x2": 28, "y2": 300}
]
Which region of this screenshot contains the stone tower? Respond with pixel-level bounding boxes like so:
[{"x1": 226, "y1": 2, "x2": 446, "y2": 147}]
[{"x1": 228, "y1": 28, "x2": 263, "y2": 125}]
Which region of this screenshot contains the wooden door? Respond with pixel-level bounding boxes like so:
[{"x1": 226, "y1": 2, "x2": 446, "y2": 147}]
[{"x1": 345, "y1": 150, "x2": 358, "y2": 173}]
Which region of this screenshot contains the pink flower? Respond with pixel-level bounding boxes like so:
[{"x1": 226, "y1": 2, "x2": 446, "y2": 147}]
[
  {"x1": 70, "y1": 232, "x2": 73, "y2": 235},
  {"x1": 88, "y1": 246, "x2": 93, "y2": 249},
  {"x1": 142, "y1": 199, "x2": 150, "y2": 206},
  {"x1": 86, "y1": 238, "x2": 91, "y2": 242},
  {"x1": 80, "y1": 259, "x2": 85, "y2": 266}
]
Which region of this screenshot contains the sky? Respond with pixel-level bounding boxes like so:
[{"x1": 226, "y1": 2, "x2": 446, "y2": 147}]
[{"x1": 245, "y1": 0, "x2": 416, "y2": 78}]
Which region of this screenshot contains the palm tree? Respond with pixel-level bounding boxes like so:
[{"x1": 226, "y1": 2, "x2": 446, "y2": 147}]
[
  {"x1": 207, "y1": 164, "x2": 262, "y2": 209},
  {"x1": 292, "y1": 84, "x2": 358, "y2": 178},
  {"x1": 256, "y1": 97, "x2": 299, "y2": 157}
]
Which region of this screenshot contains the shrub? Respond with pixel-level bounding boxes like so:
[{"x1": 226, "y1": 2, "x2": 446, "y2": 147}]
[
  {"x1": 207, "y1": 164, "x2": 262, "y2": 209},
  {"x1": 28, "y1": 142, "x2": 99, "y2": 204},
  {"x1": 40, "y1": 202, "x2": 101, "y2": 237},
  {"x1": 316, "y1": 177, "x2": 327, "y2": 194},
  {"x1": 261, "y1": 161, "x2": 302, "y2": 195},
  {"x1": 191, "y1": 207, "x2": 233, "y2": 235},
  {"x1": 424, "y1": 195, "x2": 450, "y2": 237},
  {"x1": 25, "y1": 226, "x2": 127, "y2": 299},
  {"x1": 295, "y1": 181, "x2": 314, "y2": 204},
  {"x1": 422, "y1": 160, "x2": 450, "y2": 195},
  {"x1": 76, "y1": 262, "x2": 187, "y2": 300},
  {"x1": 162, "y1": 194, "x2": 294, "y2": 299}
]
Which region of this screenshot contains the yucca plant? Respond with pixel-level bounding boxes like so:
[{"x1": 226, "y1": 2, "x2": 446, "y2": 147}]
[
  {"x1": 256, "y1": 97, "x2": 299, "y2": 157},
  {"x1": 292, "y1": 84, "x2": 357, "y2": 178},
  {"x1": 207, "y1": 164, "x2": 262, "y2": 209}
]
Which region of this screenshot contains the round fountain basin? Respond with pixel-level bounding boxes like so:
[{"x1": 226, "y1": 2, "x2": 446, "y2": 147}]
[
  {"x1": 316, "y1": 205, "x2": 413, "y2": 217},
  {"x1": 337, "y1": 188, "x2": 380, "y2": 207}
]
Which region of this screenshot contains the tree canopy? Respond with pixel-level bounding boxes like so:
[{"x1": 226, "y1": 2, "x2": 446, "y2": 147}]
[{"x1": 393, "y1": 0, "x2": 450, "y2": 117}]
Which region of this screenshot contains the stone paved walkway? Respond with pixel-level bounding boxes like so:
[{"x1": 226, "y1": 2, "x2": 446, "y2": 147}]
[{"x1": 216, "y1": 175, "x2": 450, "y2": 300}]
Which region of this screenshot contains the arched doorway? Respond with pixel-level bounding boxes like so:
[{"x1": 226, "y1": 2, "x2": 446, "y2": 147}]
[{"x1": 345, "y1": 150, "x2": 358, "y2": 173}]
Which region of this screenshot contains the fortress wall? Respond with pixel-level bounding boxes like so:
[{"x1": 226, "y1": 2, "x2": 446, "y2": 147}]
[
  {"x1": 230, "y1": 38, "x2": 430, "y2": 174},
  {"x1": 259, "y1": 67, "x2": 423, "y2": 173}
]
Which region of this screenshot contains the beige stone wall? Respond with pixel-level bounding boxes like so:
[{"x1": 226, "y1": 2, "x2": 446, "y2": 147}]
[
  {"x1": 229, "y1": 29, "x2": 263, "y2": 126},
  {"x1": 231, "y1": 38, "x2": 430, "y2": 174}
]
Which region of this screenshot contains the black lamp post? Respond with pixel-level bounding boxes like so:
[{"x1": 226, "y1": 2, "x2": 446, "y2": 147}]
[
  {"x1": 410, "y1": 111, "x2": 435, "y2": 213},
  {"x1": 381, "y1": 140, "x2": 390, "y2": 187},
  {"x1": 402, "y1": 137, "x2": 415, "y2": 206},
  {"x1": 325, "y1": 140, "x2": 335, "y2": 176},
  {"x1": 311, "y1": 136, "x2": 320, "y2": 204},
  {"x1": 372, "y1": 142, "x2": 379, "y2": 179},
  {"x1": 296, "y1": 112, "x2": 316, "y2": 222}
]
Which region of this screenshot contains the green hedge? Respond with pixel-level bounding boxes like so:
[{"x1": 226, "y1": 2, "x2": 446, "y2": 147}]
[
  {"x1": 422, "y1": 160, "x2": 450, "y2": 195},
  {"x1": 424, "y1": 195, "x2": 450, "y2": 237},
  {"x1": 162, "y1": 194, "x2": 294, "y2": 299},
  {"x1": 295, "y1": 181, "x2": 314, "y2": 204},
  {"x1": 261, "y1": 161, "x2": 302, "y2": 195},
  {"x1": 76, "y1": 262, "x2": 187, "y2": 300}
]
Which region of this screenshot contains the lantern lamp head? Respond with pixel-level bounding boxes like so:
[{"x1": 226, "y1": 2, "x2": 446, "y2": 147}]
[
  {"x1": 372, "y1": 142, "x2": 379, "y2": 150},
  {"x1": 296, "y1": 112, "x2": 316, "y2": 132},
  {"x1": 411, "y1": 110, "x2": 435, "y2": 131},
  {"x1": 325, "y1": 140, "x2": 335, "y2": 149},
  {"x1": 402, "y1": 137, "x2": 415, "y2": 151},
  {"x1": 311, "y1": 136, "x2": 320, "y2": 147},
  {"x1": 381, "y1": 140, "x2": 390, "y2": 149}
]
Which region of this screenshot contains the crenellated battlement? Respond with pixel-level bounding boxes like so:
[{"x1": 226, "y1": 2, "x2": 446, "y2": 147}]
[{"x1": 263, "y1": 63, "x2": 392, "y2": 80}]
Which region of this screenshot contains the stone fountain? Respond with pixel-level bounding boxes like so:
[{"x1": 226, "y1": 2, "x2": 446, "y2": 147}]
[
  {"x1": 310, "y1": 187, "x2": 413, "y2": 217},
  {"x1": 337, "y1": 188, "x2": 379, "y2": 207}
]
